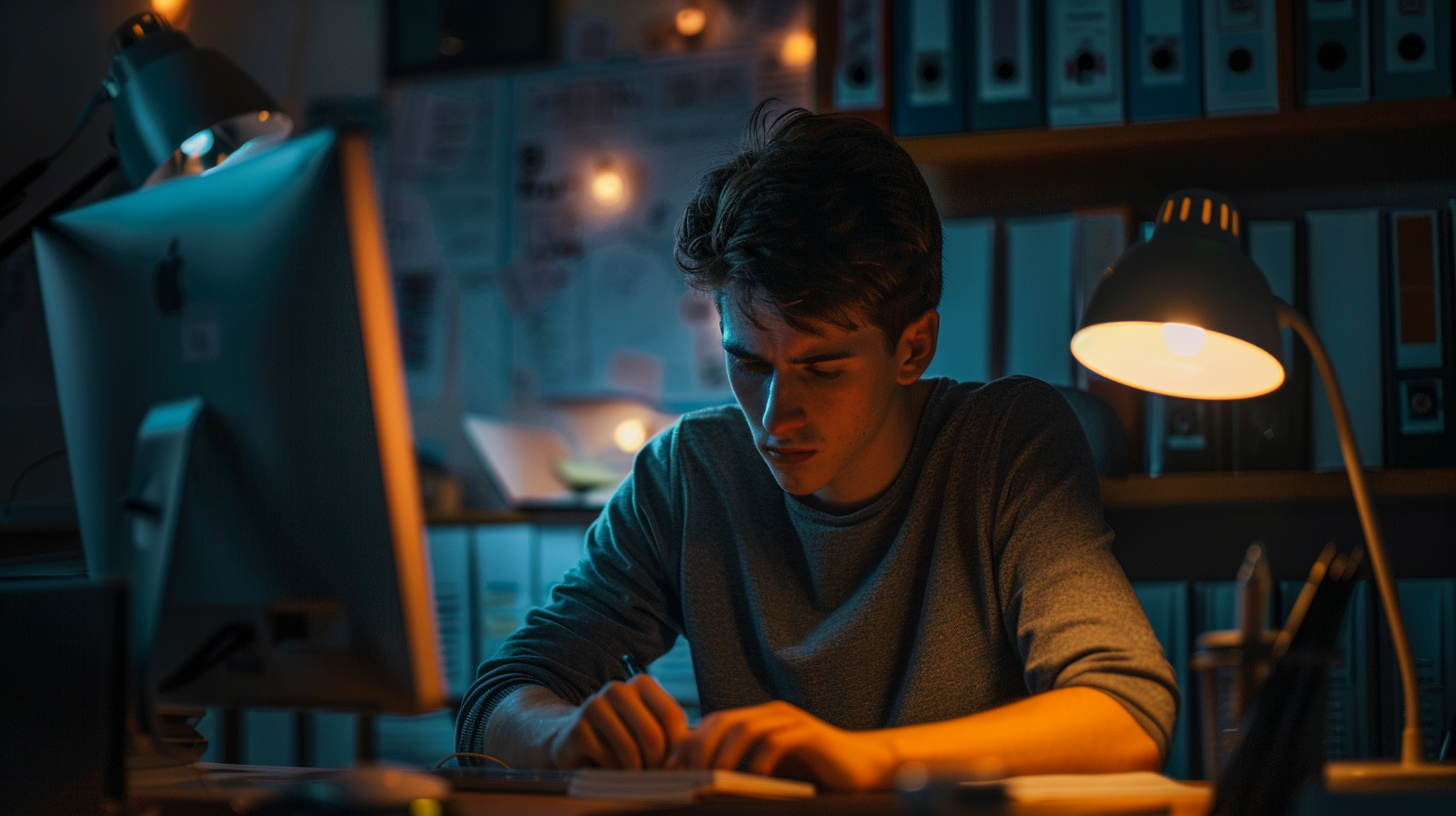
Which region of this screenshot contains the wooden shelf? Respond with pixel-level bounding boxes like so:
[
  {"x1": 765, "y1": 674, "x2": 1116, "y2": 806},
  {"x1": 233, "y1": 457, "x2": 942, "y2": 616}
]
[
  {"x1": 899, "y1": 98, "x2": 1456, "y2": 218},
  {"x1": 1101, "y1": 467, "x2": 1456, "y2": 509},
  {"x1": 425, "y1": 506, "x2": 603, "y2": 526}
]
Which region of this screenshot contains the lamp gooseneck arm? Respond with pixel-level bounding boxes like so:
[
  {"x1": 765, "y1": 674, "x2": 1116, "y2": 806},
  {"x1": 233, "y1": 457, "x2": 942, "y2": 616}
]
[{"x1": 1278, "y1": 301, "x2": 1424, "y2": 765}]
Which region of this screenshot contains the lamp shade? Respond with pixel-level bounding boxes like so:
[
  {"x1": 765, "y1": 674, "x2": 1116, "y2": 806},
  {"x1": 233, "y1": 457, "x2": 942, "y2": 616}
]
[
  {"x1": 105, "y1": 13, "x2": 292, "y2": 187},
  {"x1": 1070, "y1": 189, "x2": 1286, "y2": 400}
]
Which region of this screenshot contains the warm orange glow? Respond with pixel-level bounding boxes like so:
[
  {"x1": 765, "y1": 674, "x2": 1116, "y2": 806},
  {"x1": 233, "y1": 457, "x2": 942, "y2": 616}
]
[
  {"x1": 675, "y1": 7, "x2": 707, "y2": 36},
  {"x1": 258, "y1": 110, "x2": 270, "y2": 122},
  {"x1": 613, "y1": 419, "x2": 648, "y2": 453},
  {"x1": 1180, "y1": 197, "x2": 1191, "y2": 221},
  {"x1": 1201, "y1": 198, "x2": 1212, "y2": 225},
  {"x1": 590, "y1": 167, "x2": 626, "y2": 207},
  {"x1": 339, "y1": 132, "x2": 445, "y2": 710},
  {"x1": 1071, "y1": 321, "x2": 1285, "y2": 399},
  {"x1": 1233, "y1": 211, "x2": 1240, "y2": 236},
  {"x1": 780, "y1": 30, "x2": 816, "y2": 68},
  {"x1": 152, "y1": 0, "x2": 190, "y2": 26},
  {"x1": 1220, "y1": 203, "x2": 1229, "y2": 230},
  {"x1": 1162, "y1": 200, "x2": 1174, "y2": 223}
]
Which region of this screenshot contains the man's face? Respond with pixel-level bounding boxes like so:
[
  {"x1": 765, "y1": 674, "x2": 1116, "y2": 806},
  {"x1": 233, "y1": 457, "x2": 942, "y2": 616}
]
[{"x1": 721, "y1": 295, "x2": 917, "y2": 507}]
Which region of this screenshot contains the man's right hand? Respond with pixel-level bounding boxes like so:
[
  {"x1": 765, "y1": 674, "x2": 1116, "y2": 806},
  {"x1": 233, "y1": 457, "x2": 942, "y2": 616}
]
[{"x1": 547, "y1": 673, "x2": 690, "y2": 769}]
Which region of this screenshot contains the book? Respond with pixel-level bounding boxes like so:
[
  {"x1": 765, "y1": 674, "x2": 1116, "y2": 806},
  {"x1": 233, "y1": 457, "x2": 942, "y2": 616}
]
[
  {"x1": 1381, "y1": 207, "x2": 1455, "y2": 467},
  {"x1": 1232, "y1": 220, "x2": 1309, "y2": 471},
  {"x1": 1306, "y1": 209, "x2": 1384, "y2": 470},
  {"x1": 568, "y1": 769, "x2": 815, "y2": 802},
  {"x1": 830, "y1": 0, "x2": 891, "y2": 131},
  {"x1": 1004, "y1": 214, "x2": 1075, "y2": 386}
]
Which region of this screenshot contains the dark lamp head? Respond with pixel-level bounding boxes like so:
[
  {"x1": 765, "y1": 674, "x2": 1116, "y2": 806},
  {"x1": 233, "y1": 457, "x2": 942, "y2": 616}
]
[
  {"x1": 1070, "y1": 189, "x2": 1286, "y2": 400},
  {"x1": 105, "y1": 12, "x2": 292, "y2": 187}
]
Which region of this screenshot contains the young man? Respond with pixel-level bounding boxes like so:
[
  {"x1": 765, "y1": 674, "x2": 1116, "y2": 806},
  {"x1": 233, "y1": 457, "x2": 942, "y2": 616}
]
[{"x1": 457, "y1": 108, "x2": 1177, "y2": 790}]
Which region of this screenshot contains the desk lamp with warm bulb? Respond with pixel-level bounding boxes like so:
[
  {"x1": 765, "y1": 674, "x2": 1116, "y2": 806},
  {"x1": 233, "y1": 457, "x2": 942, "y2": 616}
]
[{"x1": 1071, "y1": 189, "x2": 1456, "y2": 791}]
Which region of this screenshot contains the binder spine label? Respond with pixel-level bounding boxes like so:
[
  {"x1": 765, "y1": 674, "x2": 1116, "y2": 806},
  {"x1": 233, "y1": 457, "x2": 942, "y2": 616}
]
[
  {"x1": 1048, "y1": 0, "x2": 1124, "y2": 126},
  {"x1": 1299, "y1": 0, "x2": 1371, "y2": 105},
  {"x1": 1390, "y1": 211, "x2": 1444, "y2": 370},
  {"x1": 978, "y1": 0, "x2": 1032, "y2": 102},
  {"x1": 1382, "y1": 0, "x2": 1437, "y2": 74},
  {"x1": 1136, "y1": 0, "x2": 1188, "y2": 87},
  {"x1": 1204, "y1": 0, "x2": 1279, "y2": 114},
  {"x1": 834, "y1": 0, "x2": 886, "y2": 110},
  {"x1": 909, "y1": 0, "x2": 954, "y2": 106}
]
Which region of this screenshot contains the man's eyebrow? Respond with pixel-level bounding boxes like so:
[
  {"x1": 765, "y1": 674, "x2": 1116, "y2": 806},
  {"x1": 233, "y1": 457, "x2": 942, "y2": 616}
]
[{"x1": 722, "y1": 342, "x2": 854, "y2": 366}]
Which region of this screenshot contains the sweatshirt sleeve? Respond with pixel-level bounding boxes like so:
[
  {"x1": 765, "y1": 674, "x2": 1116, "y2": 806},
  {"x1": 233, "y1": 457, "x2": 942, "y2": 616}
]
[
  {"x1": 456, "y1": 423, "x2": 685, "y2": 754},
  {"x1": 988, "y1": 378, "x2": 1180, "y2": 763}
]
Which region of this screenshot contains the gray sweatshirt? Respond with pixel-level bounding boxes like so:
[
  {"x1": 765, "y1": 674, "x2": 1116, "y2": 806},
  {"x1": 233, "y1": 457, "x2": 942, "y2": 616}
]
[{"x1": 457, "y1": 377, "x2": 1179, "y2": 760}]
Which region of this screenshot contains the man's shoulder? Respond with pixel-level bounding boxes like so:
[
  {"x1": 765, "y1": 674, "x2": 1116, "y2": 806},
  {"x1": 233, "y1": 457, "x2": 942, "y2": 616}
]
[{"x1": 935, "y1": 375, "x2": 1070, "y2": 431}]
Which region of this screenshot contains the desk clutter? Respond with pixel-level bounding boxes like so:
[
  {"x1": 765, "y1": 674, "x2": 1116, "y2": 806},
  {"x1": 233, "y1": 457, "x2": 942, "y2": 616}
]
[{"x1": 828, "y1": 0, "x2": 1454, "y2": 137}]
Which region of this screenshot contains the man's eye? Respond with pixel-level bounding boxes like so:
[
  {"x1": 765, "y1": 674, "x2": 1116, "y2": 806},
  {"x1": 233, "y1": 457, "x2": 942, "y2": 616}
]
[
  {"x1": 808, "y1": 368, "x2": 843, "y2": 380},
  {"x1": 730, "y1": 357, "x2": 770, "y2": 375}
]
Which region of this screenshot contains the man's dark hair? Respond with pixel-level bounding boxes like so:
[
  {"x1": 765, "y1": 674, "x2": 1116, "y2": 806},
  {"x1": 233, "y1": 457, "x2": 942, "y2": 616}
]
[{"x1": 675, "y1": 103, "x2": 942, "y2": 346}]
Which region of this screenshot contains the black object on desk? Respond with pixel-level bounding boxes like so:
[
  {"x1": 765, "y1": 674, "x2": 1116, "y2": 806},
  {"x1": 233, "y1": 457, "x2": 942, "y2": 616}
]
[{"x1": 0, "y1": 579, "x2": 128, "y2": 815}]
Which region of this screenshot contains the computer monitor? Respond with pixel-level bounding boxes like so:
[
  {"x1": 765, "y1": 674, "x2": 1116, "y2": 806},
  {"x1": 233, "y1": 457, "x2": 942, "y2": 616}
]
[{"x1": 32, "y1": 128, "x2": 445, "y2": 718}]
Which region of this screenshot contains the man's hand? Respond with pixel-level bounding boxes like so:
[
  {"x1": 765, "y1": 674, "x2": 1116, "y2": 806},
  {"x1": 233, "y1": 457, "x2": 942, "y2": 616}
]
[
  {"x1": 548, "y1": 674, "x2": 690, "y2": 770},
  {"x1": 666, "y1": 700, "x2": 898, "y2": 791}
]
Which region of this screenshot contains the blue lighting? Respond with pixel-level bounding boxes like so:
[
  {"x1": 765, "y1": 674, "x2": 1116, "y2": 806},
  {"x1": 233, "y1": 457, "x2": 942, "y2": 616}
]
[{"x1": 180, "y1": 129, "x2": 215, "y2": 158}]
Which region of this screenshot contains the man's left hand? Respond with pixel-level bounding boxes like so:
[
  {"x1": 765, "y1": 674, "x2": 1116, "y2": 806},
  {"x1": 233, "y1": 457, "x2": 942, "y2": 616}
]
[{"x1": 665, "y1": 700, "x2": 898, "y2": 791}]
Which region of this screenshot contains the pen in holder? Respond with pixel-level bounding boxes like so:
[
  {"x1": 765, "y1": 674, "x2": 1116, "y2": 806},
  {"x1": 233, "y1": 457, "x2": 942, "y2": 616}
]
[{"x1": 1192, "y1": 543, "x2": 1275, "y2": 781}]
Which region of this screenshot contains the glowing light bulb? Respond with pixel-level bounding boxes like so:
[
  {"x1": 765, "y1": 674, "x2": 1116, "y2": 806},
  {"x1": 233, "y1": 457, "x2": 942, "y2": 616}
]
[
  {"x1": 675, "y1": 7, "x2": 707, "y2": 37},
  {"x1": 614, "y1": 419, "x2": 648, "y2": 453},
  {"x1": 180, "y1": 129, "x2": 214, "y2": 158},
  {"x1": 780, "y1": 30, "x2": 816, "y2": 68},
  {"x1": 591, "y1": 167, "x2": 626, "y2": 207},
  {"x1": 1161, "y1": 323, "x2": 1207, "y2": 357}
]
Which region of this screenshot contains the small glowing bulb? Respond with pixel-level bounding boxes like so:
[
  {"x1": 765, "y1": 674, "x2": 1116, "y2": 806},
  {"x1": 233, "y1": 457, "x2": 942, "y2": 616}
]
[
  {"x1": 675, "y1": 7, "x2": 707, "y2": 37},
  {"x1": 780, "y1": 30, "x2": 816, "y2": 68},
  {"x1": 180, "y1": 129, "x2": 214, "y2": 158},
  {"x1": 591, "y1": 168, "x2": 626, "y2": 207},
  {"x1": 258, "y1": 110, "x2": 270, "y2": 122},
  {"x1": 1161, "y1": 323, "x2": 1207, "y2": 357},
  {"x1": 614, "y1": 419, "x2": 648, "y2": 453}
]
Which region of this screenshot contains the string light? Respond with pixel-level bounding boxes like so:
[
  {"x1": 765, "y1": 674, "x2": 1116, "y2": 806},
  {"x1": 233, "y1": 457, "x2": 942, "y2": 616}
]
[
  {"x1": 780, "y1": 29, "x2": 816, "y2": 68},
  {"x1": 675, "y1": 7, "x2": 707, "y2": 37}
]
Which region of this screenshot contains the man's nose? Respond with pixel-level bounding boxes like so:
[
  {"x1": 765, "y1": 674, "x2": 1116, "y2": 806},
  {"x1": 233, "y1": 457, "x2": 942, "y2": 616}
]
[{"x1": 761, "y1": 370, "x2": 806, "y2": 439}]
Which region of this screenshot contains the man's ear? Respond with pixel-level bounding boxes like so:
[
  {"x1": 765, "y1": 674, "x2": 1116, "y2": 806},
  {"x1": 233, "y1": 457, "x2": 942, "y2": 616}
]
[{"x1": 896, "y1": 310, "x2": 938, "y2": 385}]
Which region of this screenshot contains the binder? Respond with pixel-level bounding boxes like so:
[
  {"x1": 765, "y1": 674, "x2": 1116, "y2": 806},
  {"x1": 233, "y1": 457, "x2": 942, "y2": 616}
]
[
  {"x1": 1047, "y1": 0, "x2": 1124, "y2": 127},
  {"x1": 892, "y1": 0, "x2": 965, "y2": 136},
  {"x1": 476, "y1": 523, "x2": 533, "y2": 663},
  {"x1": 428, "y1": 526, "x2": 474, "y2": 697},
  {"x1": 1125, "y1": 0, "x2": 1203, "y2": 121},
  {"x1": 1380, "y1": 580, "x2": 1456, "y2": 759},
  {"x1": 1296, "y1": 0, "x2": 1371, "y2": 106},
  {"x1": 1307, "y1": 209, "x2": 1384, "y2": 470},
  {"x1": 1072, "y1": 209, "x2": 1143, "y2": 467},
  {"x1": 1232, "y1": 220, "x2": 1310, "y2": 471},
  {"x1": 1372, "y1": 0, "x2": 1453, "y2": 101},
  {"x1": 967, "y1": 0, "x2": 1046, "y2": 130},
  {"x1": 1132, "y1": 581, "x2": 1193, "y2": 780},
  {"x1": 1202, "y1": 0, "x2": 1279, "y2": 115},
  {"x1": 1004, "y1": 213, "x2": 1075, "y2": 386},
  {"x1": 1280, "y1": 579, "x2": 1375, "y2": 760},
  {"x1": 1381, "y1": 208, "x2": 1456, "y2": 467},
  {"x1": 926, "y1": 218, "x2": 996, "y2": 383},
  {"x1": 831, "y1": 0, "x2": 891, "y2": 131}
]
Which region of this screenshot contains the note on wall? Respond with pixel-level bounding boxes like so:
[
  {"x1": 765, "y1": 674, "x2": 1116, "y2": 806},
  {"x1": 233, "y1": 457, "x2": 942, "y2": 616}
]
[{"x1": 505, "y1": 49, "x2": 806, "y2": 408}]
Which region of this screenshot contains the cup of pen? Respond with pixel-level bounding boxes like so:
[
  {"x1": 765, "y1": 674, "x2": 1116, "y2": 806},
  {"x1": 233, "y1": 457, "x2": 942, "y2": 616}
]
[{"x1": 1192, "y1": 627, "x2": 1278, "y2": 781}]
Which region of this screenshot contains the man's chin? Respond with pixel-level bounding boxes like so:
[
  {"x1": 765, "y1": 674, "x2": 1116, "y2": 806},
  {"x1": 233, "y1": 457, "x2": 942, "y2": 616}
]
[{"x1": 762, "y1": 459, "x2": 827, "y2": 497}]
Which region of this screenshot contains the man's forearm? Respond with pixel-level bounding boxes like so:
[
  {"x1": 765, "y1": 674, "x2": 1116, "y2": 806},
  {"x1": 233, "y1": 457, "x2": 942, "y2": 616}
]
[
  {"x1": 875, "y1": 686, "x2": 1162, "y2": 777},
  {"x1": 477, "y1": 685, "x2": 576, "y2": 769}
]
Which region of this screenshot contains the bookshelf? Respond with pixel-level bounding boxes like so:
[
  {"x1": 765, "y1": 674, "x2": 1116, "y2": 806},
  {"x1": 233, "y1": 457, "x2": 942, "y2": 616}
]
[
  {"x1": 1099, "y1": 467, "x2": 1456, "y2": 509},
  {"x1": 903, "y1": 97, "x2": 1456, "y2": 218}
]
